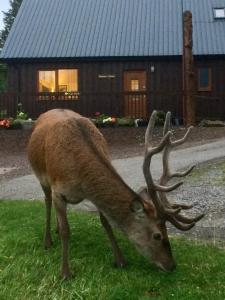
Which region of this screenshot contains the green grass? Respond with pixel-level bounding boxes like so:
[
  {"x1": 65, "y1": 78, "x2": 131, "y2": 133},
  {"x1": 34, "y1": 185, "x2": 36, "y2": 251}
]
[{"x1": 1, "y1": 201, "x2": 225, "y2": 300}]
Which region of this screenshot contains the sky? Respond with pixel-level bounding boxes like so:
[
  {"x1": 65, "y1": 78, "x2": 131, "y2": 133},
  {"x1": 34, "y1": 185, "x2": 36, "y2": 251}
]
[{"x1": 0, "y1": 0, "x2": 10, "y2": 30}]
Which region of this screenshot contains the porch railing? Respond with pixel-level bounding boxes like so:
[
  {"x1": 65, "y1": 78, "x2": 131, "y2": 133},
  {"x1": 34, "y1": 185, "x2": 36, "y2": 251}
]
[{"x1": 0, "y1": 91, "x2": 224, "y2": 121}]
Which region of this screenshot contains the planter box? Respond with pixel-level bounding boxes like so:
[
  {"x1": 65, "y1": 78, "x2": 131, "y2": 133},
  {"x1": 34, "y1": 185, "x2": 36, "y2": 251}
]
[{"x1": 21, "y1": 120, "x2": 35, "y2": 130}]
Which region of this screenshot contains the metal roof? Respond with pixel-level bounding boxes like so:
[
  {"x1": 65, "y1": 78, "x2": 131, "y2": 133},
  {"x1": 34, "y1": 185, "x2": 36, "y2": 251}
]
[{"x1": 1, "y1": 0, "x2": 225, "y2": 59}]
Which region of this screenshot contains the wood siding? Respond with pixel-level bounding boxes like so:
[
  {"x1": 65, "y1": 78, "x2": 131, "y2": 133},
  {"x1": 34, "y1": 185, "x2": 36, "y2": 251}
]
[{"x1": 5, "y1": 57, "x2": 225, "y2": 120}]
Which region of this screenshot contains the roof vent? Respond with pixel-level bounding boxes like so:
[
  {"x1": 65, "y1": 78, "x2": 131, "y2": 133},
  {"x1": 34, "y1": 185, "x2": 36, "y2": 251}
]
[{"x1": 213, "y1": 8, "x2": 225, "y2": 19}]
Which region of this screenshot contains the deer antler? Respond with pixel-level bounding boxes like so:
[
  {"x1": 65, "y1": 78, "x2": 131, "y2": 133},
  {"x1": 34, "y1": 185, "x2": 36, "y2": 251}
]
[{"x1": 143, "y1": 111, "x2": 204, "y2": 231}]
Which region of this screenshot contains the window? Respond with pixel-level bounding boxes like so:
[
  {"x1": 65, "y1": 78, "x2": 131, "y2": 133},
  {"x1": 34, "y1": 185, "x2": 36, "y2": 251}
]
[
  {"x1": 198, "y1": 68, "x2": 212, "y2": 91},
  {"x1": 38, "y1": 69, "x2": 79, "y2": 100},
  {"x1": 131, "y1": 79, "x2": 139, "y2": 91},
  {"x1": 213, "y1": 8, "x2": 225, "y2": 19},
  {"x1": 58, "y1": 69, "x2": 78, "y2": 92},
  {"x1": 39, "y1": 70, "x2": 56, "y2": 92}
]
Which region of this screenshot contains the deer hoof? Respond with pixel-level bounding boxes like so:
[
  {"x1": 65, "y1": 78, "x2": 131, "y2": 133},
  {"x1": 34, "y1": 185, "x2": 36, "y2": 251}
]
[
  {"x1": 114, "y1": 259, "x2": 127, "y2": 268},
  {"x1": 61, "y1": 270, "x2": 73, "y2": 280}
]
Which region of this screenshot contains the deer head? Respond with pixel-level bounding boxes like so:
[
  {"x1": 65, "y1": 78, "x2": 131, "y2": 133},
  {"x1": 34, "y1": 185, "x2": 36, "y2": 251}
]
[{"x1": 128, "y1": 110, "x2": 204, "y2": 271}]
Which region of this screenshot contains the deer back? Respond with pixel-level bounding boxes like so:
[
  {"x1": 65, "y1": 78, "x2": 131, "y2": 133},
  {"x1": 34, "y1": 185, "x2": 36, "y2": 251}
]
[
  {"x1": 28, "y1": 109, "x2": 135, "y2": 215},
  {"x1": 29, "y1": 108, "x2": 109, "y2": 177}
]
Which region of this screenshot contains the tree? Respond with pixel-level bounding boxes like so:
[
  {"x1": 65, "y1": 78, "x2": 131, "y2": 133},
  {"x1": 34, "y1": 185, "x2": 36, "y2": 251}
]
[{"x1": 0, "y1": 0, "x2": 23, "y2": 48}]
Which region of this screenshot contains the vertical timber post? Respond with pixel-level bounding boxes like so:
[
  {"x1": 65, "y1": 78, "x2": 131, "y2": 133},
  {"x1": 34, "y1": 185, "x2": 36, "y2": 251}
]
[{"x1": 182, "y1": 11, "x2": 196, "y2": 126}]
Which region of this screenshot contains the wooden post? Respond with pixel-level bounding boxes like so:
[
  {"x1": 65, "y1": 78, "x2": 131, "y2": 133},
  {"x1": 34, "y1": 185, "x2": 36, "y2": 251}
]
[{"x1": 183, "y1": 11, "x2": 196, "y2": 126}]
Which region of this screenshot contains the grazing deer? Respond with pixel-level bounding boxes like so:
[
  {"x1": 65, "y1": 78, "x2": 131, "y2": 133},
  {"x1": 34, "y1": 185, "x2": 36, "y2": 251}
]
[{"x1": 28, "y1": 109, "x2": 203, "y2": 279}]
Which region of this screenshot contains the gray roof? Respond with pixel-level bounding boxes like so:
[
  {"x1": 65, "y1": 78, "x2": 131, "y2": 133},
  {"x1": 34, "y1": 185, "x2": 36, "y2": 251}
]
[{"x1": 1, "y1": 0, "x2": 225, "y2": 59}]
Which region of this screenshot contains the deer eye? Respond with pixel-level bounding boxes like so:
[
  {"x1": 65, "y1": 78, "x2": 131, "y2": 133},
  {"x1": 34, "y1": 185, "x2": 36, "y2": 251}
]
[{"x1": 153, "y1": 233, "x2": 162, "y2": 241}]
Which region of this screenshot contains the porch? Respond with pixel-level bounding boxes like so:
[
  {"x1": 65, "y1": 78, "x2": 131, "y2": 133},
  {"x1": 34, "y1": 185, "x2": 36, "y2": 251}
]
[{"x1": 0, "y1": 91, "x2": 223, "y2": 122}]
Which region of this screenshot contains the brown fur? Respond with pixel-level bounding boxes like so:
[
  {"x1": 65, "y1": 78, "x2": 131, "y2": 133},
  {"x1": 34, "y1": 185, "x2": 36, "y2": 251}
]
[{"x1": 28, "y1": 109, "x2": 175, "y2": 278}]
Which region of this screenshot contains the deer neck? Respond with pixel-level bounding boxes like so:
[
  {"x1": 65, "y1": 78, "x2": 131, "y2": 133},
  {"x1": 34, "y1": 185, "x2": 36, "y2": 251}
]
[{"x1": 83, "y1": 163, "x2": 137, "y2": 229}]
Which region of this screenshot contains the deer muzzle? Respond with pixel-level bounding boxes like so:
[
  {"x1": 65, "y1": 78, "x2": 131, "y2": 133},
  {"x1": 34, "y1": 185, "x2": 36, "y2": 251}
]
[{"x1": 155, "y1": 259, "x2": 176, "y2": 272}]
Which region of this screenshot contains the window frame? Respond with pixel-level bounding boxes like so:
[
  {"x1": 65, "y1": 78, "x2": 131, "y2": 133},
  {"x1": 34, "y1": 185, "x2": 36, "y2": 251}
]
[
  {"x1": 197, "y1": 67, "x2": 212, "y2": 92},
  {"x1": 37, "y1": 68, "x2": 79, "y2": 100},
  {"x1": 213, "y1": 8, "x2": 225, "y2": 19},
  {"x1": 130, "y1": 79, "x2": 140, "y2": 91}
]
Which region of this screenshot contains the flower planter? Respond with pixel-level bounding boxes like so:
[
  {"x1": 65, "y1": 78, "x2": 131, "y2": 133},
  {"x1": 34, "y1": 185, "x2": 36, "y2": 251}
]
[{"x1": 21, "y1": 120, "x2": 35, "y2": 130}]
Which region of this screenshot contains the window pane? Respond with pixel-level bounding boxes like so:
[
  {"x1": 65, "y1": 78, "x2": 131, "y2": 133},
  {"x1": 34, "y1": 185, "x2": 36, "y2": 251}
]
[
  {"x1": 39, "y1": 71, "x2": 56, "y2": 92},
  {"x1": 58, "y1": 69, "x2": 78, "y2": 92},
  {"x1": 131, "y1": 79, "x2": 139, "y2": 91},
  {"x1": 214, "y1": 8, "x2": 225, "y2": 18},
  {"x1": 199, "y1": 68, "x2": 209, "y2": 88}
]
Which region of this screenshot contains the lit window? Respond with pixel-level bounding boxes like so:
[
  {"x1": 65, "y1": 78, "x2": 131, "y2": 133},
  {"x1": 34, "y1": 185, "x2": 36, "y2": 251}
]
[
  {"x1": 131, "y1": 79, "x2": 139, "y2": 91},
  {"x1": 198, "y1": 68, "x2": 212, "y2": 91},
  {"x1": 38, "y1": 69, "x2": 79, "y2": 100},
  {"x1": 39, "y1": 70, "x2": 56, "y2": 92},
  {"x1": 213, "y1": 8, "x2": 225, "y2": 19},
  {"x1": 58, "y1": 69, "x2": 78, "y2": 92}
]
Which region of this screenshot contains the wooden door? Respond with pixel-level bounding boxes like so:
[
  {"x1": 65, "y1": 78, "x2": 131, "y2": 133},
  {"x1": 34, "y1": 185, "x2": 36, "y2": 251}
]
[{"x1": 124, "y1": 70, "x2": 147, "y2": 118}]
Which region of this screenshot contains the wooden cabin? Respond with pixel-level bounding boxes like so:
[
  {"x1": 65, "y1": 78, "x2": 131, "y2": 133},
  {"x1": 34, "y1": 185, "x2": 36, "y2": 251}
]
[{"x1": 1, "y1": 0, "x2": 225, "y2": 121}]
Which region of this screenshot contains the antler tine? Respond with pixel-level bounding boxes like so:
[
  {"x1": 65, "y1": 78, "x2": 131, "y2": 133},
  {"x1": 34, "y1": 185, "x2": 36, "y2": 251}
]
[
  {"x1": 167, "y1": 209, "x2": 204, "y2": 230},
  {"x1": 163, "y1": 111, "x2": 171, "y2": 136},
  {"x1": 145, "y1": 110, "x2": 157, "y2": 147},
  {"x1": 167, "y1": 216, "x2": 196, "y2": 231},
  {"x1": 171, "y1": 126, "x2": 193, "y2": 148},
  {"x1": 170, "y1": 165, "x2": 195, "y2": 179},
  {"x1": 175, "y1": 213, "x2": 205, "y2": 224}
]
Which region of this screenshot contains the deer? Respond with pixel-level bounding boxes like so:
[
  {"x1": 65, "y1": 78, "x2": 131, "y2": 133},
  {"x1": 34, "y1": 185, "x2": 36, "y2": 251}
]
[{"x1": 27, "y1": 108, "x2": 204, "y2": 279}]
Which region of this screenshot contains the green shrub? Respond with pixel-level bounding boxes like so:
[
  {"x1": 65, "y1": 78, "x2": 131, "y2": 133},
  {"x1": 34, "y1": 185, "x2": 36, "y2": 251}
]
[
  {"x1": 117, "y1": 117, "x2": 135, "y2": 126},
  {"x1": 155, "y1": 111, "x2": 166, "y2": 126}
]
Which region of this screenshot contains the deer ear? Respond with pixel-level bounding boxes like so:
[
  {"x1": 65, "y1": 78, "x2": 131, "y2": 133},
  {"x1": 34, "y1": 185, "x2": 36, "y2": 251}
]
[
  {"x1": 137, "y1": 186, "x2": 152, "y2": 204},
  {"x1": 130, "y1": 199, "x2": 145, "y2": 215},
  {"x1": 137, "y1": 186, "x2": 148, "y2": 199}
]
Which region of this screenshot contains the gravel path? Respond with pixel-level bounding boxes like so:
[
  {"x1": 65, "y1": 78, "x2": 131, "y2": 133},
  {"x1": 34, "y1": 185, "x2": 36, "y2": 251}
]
[{"x1": 1, "y1": 138, "x2": 225, "y2": 241}]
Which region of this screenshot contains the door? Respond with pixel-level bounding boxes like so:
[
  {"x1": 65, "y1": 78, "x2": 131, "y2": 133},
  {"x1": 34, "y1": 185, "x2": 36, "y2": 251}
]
[{"x1": 124, "y1": 70, "x2": 147, "y2": 118}]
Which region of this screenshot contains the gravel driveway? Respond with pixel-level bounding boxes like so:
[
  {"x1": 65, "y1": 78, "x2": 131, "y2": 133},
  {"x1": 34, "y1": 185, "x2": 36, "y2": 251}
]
[{"x1": 1, "y1": 138, "x2": 225, "y2": 241}]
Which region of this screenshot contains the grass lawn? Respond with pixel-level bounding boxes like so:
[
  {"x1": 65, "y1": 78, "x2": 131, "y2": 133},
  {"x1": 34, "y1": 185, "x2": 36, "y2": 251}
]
[{"x1": 1, "y1": 201, "x2": 225, "y2": 300}]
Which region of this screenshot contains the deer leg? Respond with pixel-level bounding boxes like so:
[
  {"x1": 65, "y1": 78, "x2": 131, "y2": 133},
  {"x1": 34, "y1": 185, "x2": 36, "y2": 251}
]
[
  {"x1": 41, "y1": 185, "x2": 53, "y2": 249},
  {"x1": 55, "y1": 215, "x2": 60, "y2": 235},
  {"x1": 53, "y1": 193, "x2": 71, "y2": 279},
  {"x1": 99, "y1": 212, "x2": 127, "y2": 268}
]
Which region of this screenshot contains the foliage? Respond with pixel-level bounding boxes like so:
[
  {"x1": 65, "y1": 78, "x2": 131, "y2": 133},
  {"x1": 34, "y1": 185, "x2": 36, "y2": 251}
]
[
  {"x1": 0, "y1": 0, "x2": 23, "y2": 48},
  {"x1": 155, "y1": 111, "x2": 166, "y2": 126},
  {"x1": 92, "y1": 113, "x2": 136, "y2": 127},
  {"x1": 93, "y1": 112, "x2": 117, "y2": 126},
  {"x1": 0, "y1": 117, "x2": 23, "y2": 129},
  {"x1": 198, "y1": 119, "x2": 225, "y2": 127},
  {"x1": 1, "y1": 200, "x2": 225, "y2": 299},
  {"x1": 117, "y1": 117, "x2": 135, "y2": 126},
  {"x1": 0, "y1": 102, "x2": 30, "y2": 129},
  {"x1": 11, "y1": 118, "x2": 22, "y2": 129},
  {"x1": 16, "y1": 102, "x2": 28, "y2": 120},
  {"x1": 0, "y1": 118, "x2": 12, "y2": 128}
]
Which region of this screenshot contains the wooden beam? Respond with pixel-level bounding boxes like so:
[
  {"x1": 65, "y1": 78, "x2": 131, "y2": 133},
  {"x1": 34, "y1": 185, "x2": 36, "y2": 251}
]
[{"x1": 183, "y1": 11, "x2": 196, "y2": 126}]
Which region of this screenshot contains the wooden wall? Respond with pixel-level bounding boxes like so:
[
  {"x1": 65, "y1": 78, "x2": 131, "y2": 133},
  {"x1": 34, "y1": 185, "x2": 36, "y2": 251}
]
[
  {"x1": 6, "y1": 56, "x2": 225, "y2": 120},
  {"x1": 195, "y1": 58, "x2": 225, "y2": 120}
]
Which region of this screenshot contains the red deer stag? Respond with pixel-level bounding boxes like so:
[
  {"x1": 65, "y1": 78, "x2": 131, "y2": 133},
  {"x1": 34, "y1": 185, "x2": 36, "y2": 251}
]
[{"x1": 28, "y1": 109, "x2": 203, "y2": 279}]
